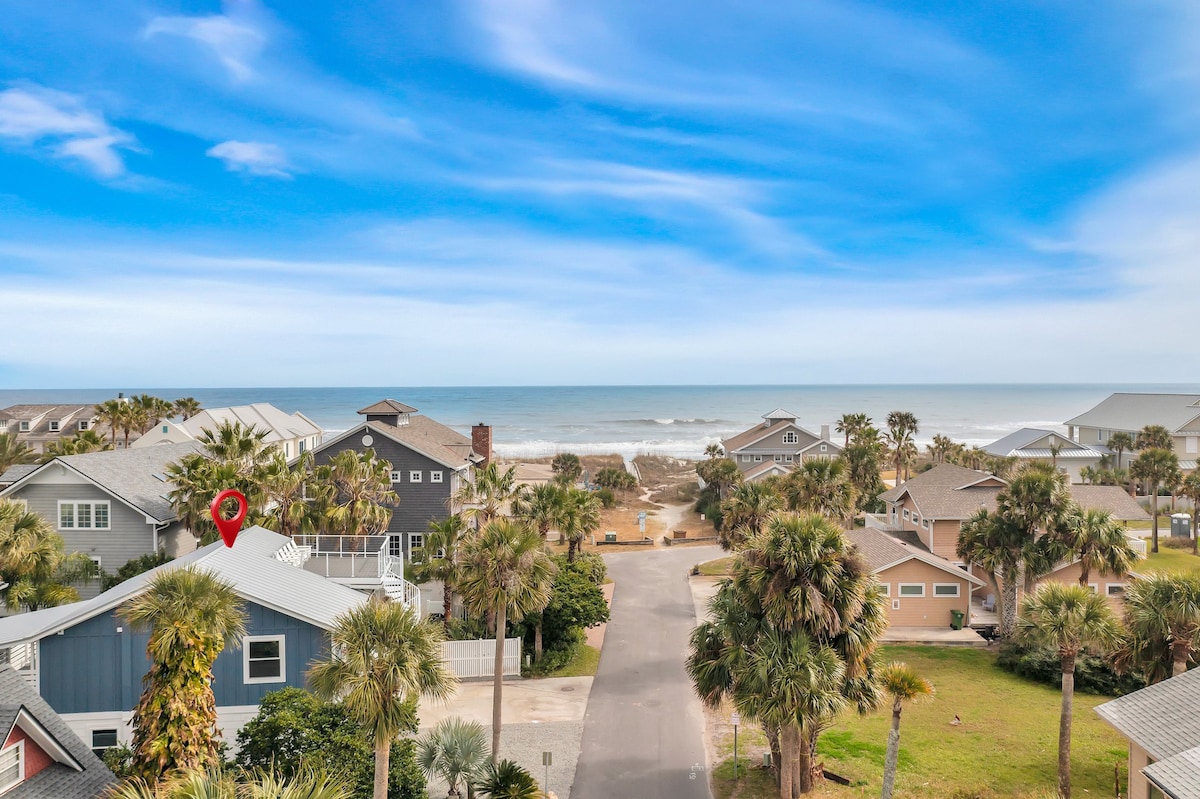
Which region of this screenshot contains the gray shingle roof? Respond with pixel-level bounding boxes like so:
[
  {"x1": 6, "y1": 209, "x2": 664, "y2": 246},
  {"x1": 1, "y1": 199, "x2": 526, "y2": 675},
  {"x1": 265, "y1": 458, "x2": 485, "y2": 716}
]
[
  {"x1": 0, "y1": 464, "x2": 38, "y2": 486},
  {"x1": 319, "y1": 418, "x2": 477, "y2": 470},
  {"x1": 0, "y1": 527, "x2": 369, "y2": 647},
  {"x1": 359, "y1": 399, "x2": 419, "y2": 415},
  {"x1": 0, "y1": 442, "x2": 202, "y2": 523},
  {"x1": 0, "y1": 666, "x2": 116, "y2": 798},
  {"x1": 1095, "y1": 667, "x2": 1200, "y2": 762},
  {"x1": 1065, "y1": 393, "x2": 1200, "y2": 434},
  {"x1": 179, "y1": 404, "x2": 322, "y2": 443},
  {"x1": 879, "y1": 463, "x2": 997, "y2": 503},
  {"x1": 1144, "y1": 745, "x2": 1200, "y2": 799},
  {"x1": 845, "y1": 527, "x2": 985, "y2": 586},
  {"x1": 1067, "y1": 485, "x2": 1150, "y2": 521},
  {"x1": 984, "y1": 428, "x2": 1101, "y2": 458}
]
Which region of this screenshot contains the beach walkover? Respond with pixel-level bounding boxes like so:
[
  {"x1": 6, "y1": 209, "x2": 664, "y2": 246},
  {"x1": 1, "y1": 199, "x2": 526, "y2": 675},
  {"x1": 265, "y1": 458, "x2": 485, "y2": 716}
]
[{"x1": 573, "y1": 546, "x2": 717, "y2": 799}]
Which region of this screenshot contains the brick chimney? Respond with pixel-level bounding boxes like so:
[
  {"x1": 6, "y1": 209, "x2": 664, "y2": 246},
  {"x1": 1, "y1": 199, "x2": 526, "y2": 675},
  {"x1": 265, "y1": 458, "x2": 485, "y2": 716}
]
[{"x1": 472, "y1": 423, "x2": 493, "y2": 466}]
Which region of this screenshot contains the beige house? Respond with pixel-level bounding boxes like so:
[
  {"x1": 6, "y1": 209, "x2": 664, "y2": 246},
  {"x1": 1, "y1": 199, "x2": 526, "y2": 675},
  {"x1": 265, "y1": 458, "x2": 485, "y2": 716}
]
[
  {"x1": 131, "y1": 403, "x2": 323, "y2": 460},
  {"x1": 1097, "y1": 667, "x2": 1200, "y2": 799},
  {"x1": 983, "y1": 427, "x2": 1105, "y2": 483},
  {"x1": 1065, "y1": 392, "x2": 1200, "y2": 471},
  {"x1": 0, "y1": 404, "x2": 108, "y2": 453},
  {"x1": 846, "y1": 527, "x2": 984, "y2": 629},
  {"x1": 722, "y1": 409, "x2": 842, "y2": 481}
]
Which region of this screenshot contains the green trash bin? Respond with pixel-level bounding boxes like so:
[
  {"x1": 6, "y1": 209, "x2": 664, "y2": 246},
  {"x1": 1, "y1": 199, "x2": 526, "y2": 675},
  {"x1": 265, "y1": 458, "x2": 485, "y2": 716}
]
[{"x1": 950, "y1": 609, "x2": 965, "y2": 630}]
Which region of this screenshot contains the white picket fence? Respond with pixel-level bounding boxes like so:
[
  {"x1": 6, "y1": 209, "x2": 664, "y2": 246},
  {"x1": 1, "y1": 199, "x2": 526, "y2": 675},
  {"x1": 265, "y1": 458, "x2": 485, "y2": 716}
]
[{"x1": 442, "y1": 638, "x2": 522, "y2": 679}]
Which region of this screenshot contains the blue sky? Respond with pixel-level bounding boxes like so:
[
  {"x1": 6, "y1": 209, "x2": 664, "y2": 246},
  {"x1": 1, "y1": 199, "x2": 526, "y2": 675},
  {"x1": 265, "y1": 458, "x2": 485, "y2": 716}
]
[{"x1": 2, "y1": 1, "x2": 1198, "y2": 388}]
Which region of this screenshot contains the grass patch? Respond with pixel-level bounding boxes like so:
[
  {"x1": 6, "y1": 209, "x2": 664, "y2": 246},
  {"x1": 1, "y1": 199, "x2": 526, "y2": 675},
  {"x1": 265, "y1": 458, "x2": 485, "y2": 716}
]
[
  {"x1": 710, "y1": 645, "x2": 1127, "y2": 799},
  {"x1": 1143, "y1": 547, "x2": 1200, "y2": 575},
  {"x1": 697, "y1": 556, "x2": 734, "y2": 576},
  {"x1": 540, "y1": 645, "x2": 600, "y2": 678}
]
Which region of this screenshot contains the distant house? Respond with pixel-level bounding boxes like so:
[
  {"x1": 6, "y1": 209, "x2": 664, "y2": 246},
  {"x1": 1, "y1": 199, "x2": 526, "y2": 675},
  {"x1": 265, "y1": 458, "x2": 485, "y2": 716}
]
[
  {"x1": 722, "y1": 409, "x2": 842, "y2": 481},
  {"x1": 0, "y1": 405, "x2": 105, "y2": 454},
  {"x1": 1096, "y1": 667, "x2": 1200, "y2": 799},
  {"x1": 0, "y1": 443, "x2": 203, "y2": 598},
  {"x1": 309, "y1": 400, "x2": 489, "y2": 562},
  {"x1": 0, "y1": 527, "x2": 371, "y2": 751},
  {"x1": 131, "y1": 403, "x2": 323, "y2": 460},
  {"x1": 846, "y1": 527, "x2": 985, "y2": 629},
  {"x1": 1065, "y1": 392, "x2": 1200, "y2": 471},
  {"x1": 982, "y1": 427, "x2": 1105, "y2": 483},
  {"x1": 0, "y1": 665, "x2": 116, "y2": 798}
]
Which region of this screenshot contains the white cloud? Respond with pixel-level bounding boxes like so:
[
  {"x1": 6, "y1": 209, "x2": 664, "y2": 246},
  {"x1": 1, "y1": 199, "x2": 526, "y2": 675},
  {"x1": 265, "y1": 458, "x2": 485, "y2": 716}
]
[
  {"x1": 143, "y1": 12, "x2": 266, "y2": 81},
  {"x1": 206, "y1": 140, "x2": 292, "y2": 178},
  {"x1": 0, "y1": 86, "x2": 135, "y2": 177}
]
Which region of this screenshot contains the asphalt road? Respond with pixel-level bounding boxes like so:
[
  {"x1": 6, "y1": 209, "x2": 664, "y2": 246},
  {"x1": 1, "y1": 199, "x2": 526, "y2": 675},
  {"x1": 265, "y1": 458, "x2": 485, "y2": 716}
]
[{"x1": 573, "y1": 546, "x2": 719, "y2": 799}]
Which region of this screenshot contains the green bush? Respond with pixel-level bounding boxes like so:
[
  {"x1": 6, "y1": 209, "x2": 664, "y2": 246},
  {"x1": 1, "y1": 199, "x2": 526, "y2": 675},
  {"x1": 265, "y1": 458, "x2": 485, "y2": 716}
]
[
  {"x1": 101, "y1": 550, "x2": 172, "y2": 590},
  {"x1": 996, "y1": 641, "x2": 1144, "y2": 696},
  {"x1": 447, "y1": 615, "x2": 490, "y2": 641},
  {"x1": 569, "y1": 551, "x2": 608, "y2": 585},
  {"x1": 595, "y1": 488, "x2": 616, "y2": 508},
  {"x1": 695, "y1": 488, "x2": 723, "y2": 531}
]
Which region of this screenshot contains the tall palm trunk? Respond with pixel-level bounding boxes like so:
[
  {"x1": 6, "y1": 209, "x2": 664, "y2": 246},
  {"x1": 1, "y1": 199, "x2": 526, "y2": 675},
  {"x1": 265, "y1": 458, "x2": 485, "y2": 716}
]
[
  {"x1": 443, "y1": 585, "x2": 454, "y2": 635},
  {"x1": 796, "y1": 724, "x2": 814, "y2": 794},
  {"x1": 999, "y1": 566, "x2": 1019, "y2": 639},
  {"x1": 534, "y1": 617, "x2": 543, "y2": 663},
  {"x1": 491, "y1": 600, "x2": 507, "y2": 762},
  {"x1": 778, "y1": 725, "x2": 795, "y2": 799},
  {"x1": 1171, "y1": 640, "x2": 1190, "y2": 678},
  {"x1": 880, "y1": 697, "x2": 903, "y2": 799},
  {"x1": 1058, "y1": 654, "x2": 1075, "y2": 799},
  {"x1": 1150, "y1": 491, "x2": 1161, "y2": 553},
  {"x1": 373, "y1": 735, "x2": 390, "y2": 799}
]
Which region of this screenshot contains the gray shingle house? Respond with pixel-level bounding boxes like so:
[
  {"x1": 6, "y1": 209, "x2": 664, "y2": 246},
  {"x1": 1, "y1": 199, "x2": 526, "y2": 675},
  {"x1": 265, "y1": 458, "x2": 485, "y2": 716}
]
[
  {"x1": 1065, "y1": 392, "x2": 1200, "y2": 471},
  {"x1": 0, "y1": 527, "x2": 370, "y2": 753},
  {"x1": 0, "y1": 443, "x2": 203, "y2": 599},
  {"x1": 722, "y1": 408, "x2": 842, "y2": 481},
  {"x1": 309, "y1": 400, "x2": 489, "y2": 562},
  {"x1": 0, "y1": 665, "x2": 116, "y2": 798},
  {"x1": 1096, "y1": 667, "x2": 1200, "y2": 799}
]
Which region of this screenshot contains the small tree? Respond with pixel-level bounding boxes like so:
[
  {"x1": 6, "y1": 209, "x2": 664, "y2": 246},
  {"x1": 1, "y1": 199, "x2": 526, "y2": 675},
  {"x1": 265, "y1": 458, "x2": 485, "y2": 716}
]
[
  {"x1": 878, "y1": 662, "x2": 933, "y2": 799},
  {"x1": 417, "y1": 717, "x2": 488, "y2": 798},
  {"x1": 1131, "y1": 448, "x2": 1181, "y2": 553},
  {"x1": 550, "y1": 453, "x2": 582, "y2": 485},
  {"x1": 473, "y1": 759, "x2": 540, "y2": 799}
]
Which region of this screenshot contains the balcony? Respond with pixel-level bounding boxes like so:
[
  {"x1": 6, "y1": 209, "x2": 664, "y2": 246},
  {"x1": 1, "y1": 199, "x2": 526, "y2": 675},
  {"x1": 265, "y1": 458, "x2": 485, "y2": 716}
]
[{"x1": 288, "y1": 534, "x2": 421, "y2": 615}]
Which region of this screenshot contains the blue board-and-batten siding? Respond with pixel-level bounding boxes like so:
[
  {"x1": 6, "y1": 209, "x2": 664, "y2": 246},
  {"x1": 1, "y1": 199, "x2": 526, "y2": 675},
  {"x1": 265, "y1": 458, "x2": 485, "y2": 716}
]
[{"x1": 39, "y1": 601, "x2": 330, "y2": 715}]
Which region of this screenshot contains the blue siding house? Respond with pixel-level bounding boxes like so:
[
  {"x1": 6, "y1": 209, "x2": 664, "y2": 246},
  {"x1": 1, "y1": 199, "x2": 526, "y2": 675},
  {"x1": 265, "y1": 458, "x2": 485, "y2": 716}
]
[{"x1": 0, "y1": 527, "x2": 369, "y2": 753}]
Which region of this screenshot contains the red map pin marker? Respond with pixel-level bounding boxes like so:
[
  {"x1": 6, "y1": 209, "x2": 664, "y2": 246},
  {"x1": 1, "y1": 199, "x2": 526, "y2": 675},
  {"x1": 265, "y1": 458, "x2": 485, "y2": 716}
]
[{"x1": 210, "y1": 489, "x2": 248, "y2": 548}]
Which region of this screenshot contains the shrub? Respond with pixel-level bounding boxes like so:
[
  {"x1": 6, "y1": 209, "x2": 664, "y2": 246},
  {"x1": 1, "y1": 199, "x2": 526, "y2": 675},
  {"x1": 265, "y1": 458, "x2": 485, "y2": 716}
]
[
  {"x1": 447, "y1": 615, "x2": 490, "y2": 641},
  {"x1": 595, "y1": 488, "x2": 616, "y2": 508},
  {"x1": 101, "y1": 550, "x2": 172, "y2": 590},
  {"x1": 996, "y1": 641, "x2": 1144, "y2": 696},
  {"x1": 594, "y1": 467, "x2": 636, "y2": 491},
  {"x1": 569, "y1": 551, "x2": 608, "y2": 585},
  {"x1": 1162, "y1": 536, "x2": 1195, "y2": 550},
  {"x1": 474, "y1": 759, "x2": 540, "y2": 799}
]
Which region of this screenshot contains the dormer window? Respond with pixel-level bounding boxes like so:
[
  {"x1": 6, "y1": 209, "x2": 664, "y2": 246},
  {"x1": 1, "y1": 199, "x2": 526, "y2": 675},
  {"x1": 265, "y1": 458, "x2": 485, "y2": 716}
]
[
  {"x1": 48, "y1": 421, "x2": 60, "y2": 432},
  {"x1": 78, "y1": 420, "x2": 90, "y2": 431},
  {"x1": 782, "y1": 431, "x2": 798, "y2": 444},
  {"x1": 18, "y1": 421, "x2": 30, "y2": 432}
]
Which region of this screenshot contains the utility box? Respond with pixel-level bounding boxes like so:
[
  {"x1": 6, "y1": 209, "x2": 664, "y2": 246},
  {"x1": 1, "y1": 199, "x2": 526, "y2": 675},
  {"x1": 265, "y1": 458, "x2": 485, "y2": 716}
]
[
  {"x1": 604, "y1": 531, "x2": 617, "y2": 543},
  {"x1": 1171, "y1": 513, "x2": 1192, "y2": 539}
]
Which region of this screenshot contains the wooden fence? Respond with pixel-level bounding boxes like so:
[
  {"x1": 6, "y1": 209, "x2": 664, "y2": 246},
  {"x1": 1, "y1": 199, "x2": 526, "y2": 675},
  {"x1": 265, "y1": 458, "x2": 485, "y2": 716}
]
[{"x1": 442, "y1": 638, "x2": 522, "y2": 679}]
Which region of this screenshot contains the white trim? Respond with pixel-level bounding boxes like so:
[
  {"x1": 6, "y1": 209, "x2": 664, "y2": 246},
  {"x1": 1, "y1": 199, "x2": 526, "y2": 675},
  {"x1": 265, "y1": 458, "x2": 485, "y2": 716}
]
[
  {"x1": 932, "y1": 583, "x2": 960, "y2": 598},
  {"x1": 409, "y1": 470, "x2": 422, "y2": 483},
  {"x1": 898, "y1": 583, "x2": 925, "y2": 597},
  {"x1": 307, "y1": 423, "x2": 469, "y2": 471},
  {"x1": 430, "y1": 471, "x2": 444, "y2": 483},
  {"x1": 878, "y1": 583, "x2": 890, "y2": 596},
  {"x1": 0, "y1": 461, "x2": 172, "y2": 524},
  {"x1": 390, "y1": 471, "x2": 402, "y2": 483},
  {"x1": 56, "y1": 500, "x2": 111, "y2": 531},
  {"x1": 891, "y1": 598, "x2": 900, "y2": 610},
  {"x1": 243, "y1": 635, "x2": 286, "y2": 684},
  {"x1": 90, "y1": 728, "x2": 119, "y2": 757},
  {"x1": 0, "y1": 740, "x2": 23, "y2": 792},
  {"x1": 1106, "y1": 583, "x2": 1126, "y2": 597}
]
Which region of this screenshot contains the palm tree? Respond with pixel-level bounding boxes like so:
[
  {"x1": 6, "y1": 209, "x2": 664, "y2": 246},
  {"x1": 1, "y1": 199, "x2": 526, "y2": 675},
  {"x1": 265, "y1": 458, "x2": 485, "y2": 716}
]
[
  {"x1": 258, "y1": 451, "x2": 317, "y2": 537},
  {"x1": 1131, "y1": 447, "x2": 1181, "y2": 553},
  {"x1": 1107, "y1": 431, "x2": 1134, "y2": 472},
  {"x1": 1018, "y1": 583, "x2": 1121, "y2": 799},
  {"x1": 0, "y1": 432, "x2": 36, "y2": 473},
  {"x1": 0, "y1": 499, "x2": 97, "y2": 611},
  {"x1": 510, "y1": 482, "x2": 567, "y2": 540},
  {"x1": 418, "y1": 513, "x2": 472, "y2": 633},
  {"x1": 558, "y1": 488, "x2": 601, "y2": 562},
  {"x1": 1178, "y1": 472, "x2": 1200, "y2": 556},
  {"x1": 719, "y1": 481, "x2": 783, "y2": 551},
  {"x1": 782, "y1": 458, "x2": 857, "y2": 527},
  {"x1": 314, "y1": 448, "x2": 399, "y2": 537},
  {"x1": 1136, "y1": 425, "x2": 1174, "y2": 452},
  {"x1": 926, "y1": 434, "x2": 955, "y2": 464},
  {"x1": 107, "y1": 767, "x2": 351, "y2": 799},
  {"x1": 453, "y1": 462, "x2": 519, "y2": 525},
  {"x1": 878, "y1": 662, "x2": 933, "y2": 799},
  {"x1": 132, "y1": 394, "x2": 174, "y2": 433},
  {"x1": 835, "y1": 413, "x2": 871, "y2": 449},
  {"x1": 309, "y1": 598, "x2": 455, "y2": 799},
  {"x1": 696, "y1": 457, "x2": 743, "y2": 501},
  {"x1": 703, "y1": 443, "x2": 724, "y2": 460},
  {"x1": 196, "y1": 420, "x2": 274, "y2": 474},
  {"x1": 42, "y1": 429, "x2": 112, "y2": 459},
  {"x1": 885, "y1": 411, "x2": 919, "y2": 482},
  {"x1": 120, "y1": 566, "x2": 247, "y2": 782},
  {"x1": 473, "y1": 759, "x2": 541, "y2": 799},
  {"x1": 457, "y1": 520, "x2": 556, "y2": 761},
  {"x1": 550, "y1": 452, "x2": 582, "y2": 484},
  {"x1": 166, "y1": 455, "x2": 247, "y2": 543},
  {"x1": 173, "y1": 397, "x2": 202, "y2": 421},
  {"x1": 417, "y1": 717, "x2": 489, "y2": 798},
  {"x1": 1052, "y1": 508, "x2": 1137, "y2": 586},
  {"x1": 957, "y1": 509, "x2": 1028, "y2": 639},
  {"x1": 1118, "y1": 573, "x2": 1200, "y2": 682},
  {"x1": 94, "y1": 399, "x2": 127, "y2": 446}
]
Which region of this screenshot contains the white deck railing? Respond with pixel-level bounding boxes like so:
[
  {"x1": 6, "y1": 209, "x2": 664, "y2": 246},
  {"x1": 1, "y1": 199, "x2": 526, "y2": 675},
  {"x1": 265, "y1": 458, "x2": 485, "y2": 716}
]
[{"x1": 293, "y1": 535, "x2": 390, "y2": 578}]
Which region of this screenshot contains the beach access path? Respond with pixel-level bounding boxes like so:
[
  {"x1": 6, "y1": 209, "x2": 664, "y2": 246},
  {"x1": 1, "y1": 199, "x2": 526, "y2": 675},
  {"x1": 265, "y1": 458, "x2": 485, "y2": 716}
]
[{"x1": 572, "y1": 545, "x2": 718, "y2": 799}]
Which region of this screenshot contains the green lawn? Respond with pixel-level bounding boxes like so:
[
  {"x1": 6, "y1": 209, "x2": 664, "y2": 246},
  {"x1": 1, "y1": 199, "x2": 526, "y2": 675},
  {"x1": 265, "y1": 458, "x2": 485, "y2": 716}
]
[
  {"x1": 541, "y1": 644, "x2": 600, "y2": 678},
  {"x1": 710, "y1": 645, "x2": 1127, "y2": 799},
  {"x1": 697, "y1": 556, "x2": 734, "y2": 577},
  {"x1": 1141, "y1": 547, "x2": 1200, "y2": 575}
]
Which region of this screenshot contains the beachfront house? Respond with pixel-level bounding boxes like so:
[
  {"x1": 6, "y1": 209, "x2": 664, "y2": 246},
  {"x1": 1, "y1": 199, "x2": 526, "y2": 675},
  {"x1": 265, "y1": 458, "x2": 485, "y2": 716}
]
[
  {"x1": 308, "y1": 400, "x2": 489, "y2": 563},
  {"x1": 131, "y1": 403, "x2": 323, "y2": 460},
  {"x1": 982, "y1": 427, "x2": 1105, "y2": 483},
  {"x1": 846, "y1": 527, "x2": 984, "y2": 630},
  {"x1": 0, "y1": 443, "x2": 204, "y2": 599},
  {"x1": 0, "y1": 405, "x2": 104, "y2": 455},
  {"x1": 0, "y1": 665, "x2": 117, "y2": 798},
  {"x1": 722, "y1": 409, "x2": 843, "y2": 481},
  {"x1": 1096, "y1": 667, "x2": 1200, "y2": 799},
  {"x1": 0, "y1": 527, "x2": 372, "y2": 751},
  {"x1": 1065, "y1": 392, "x2": 1200, "y2": 472}
]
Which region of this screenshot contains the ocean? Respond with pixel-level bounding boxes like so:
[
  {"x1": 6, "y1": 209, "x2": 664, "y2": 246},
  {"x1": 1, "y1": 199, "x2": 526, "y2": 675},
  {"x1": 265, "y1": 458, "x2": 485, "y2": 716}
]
[{"x1": 4, "y1": 384, "x2": 1199, "y2": 460}]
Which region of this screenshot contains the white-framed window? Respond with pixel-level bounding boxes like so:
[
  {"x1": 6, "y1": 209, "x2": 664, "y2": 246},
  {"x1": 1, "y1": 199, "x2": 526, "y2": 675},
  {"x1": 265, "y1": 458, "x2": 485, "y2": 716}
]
[
  {"x1": 1097, "y1": 430, "x2": 1104, "y2": 442},
  {"x1": 1188, "y1": 436, "x2": 1198, "y2": 454},
  {"x1": 785, "y1": 455, "x2": 793, "y2": 462},
  {"x1": 774, "y1": 455, "x2": 782, "y2": 462},
  {"x1": 430, "y1": 471, "x2": 444, "y2": 483},
  {"x1": 898, "y1": 583, "x2": 925, "y2": 597},
  {"x1": 1087, "y1": 583, "x2": 1099, "y2": 594},
  {"x1": 243, "y1": 636, "x2": 285, "y2": 684},
  {"x1": 390, "y1": 471, "x2": 402, "y2": 483},
  {"x1": 891, "y1": 599, "x2": 901, "y2": 610},
  {"x1": 782, "y1": 431, "x2": 799, "y2": 444},
  {"x1": 409, "y1": 470, "x2": 422, "y2": 483},
  {"x1": 1107, "y1": 584, "x2": 1126, "y2": 597},
  {"x1": 933, "y1": 583, "x2": 960, "y2": 597},
  {"x1": 878, "y1": 583, "x2": 890, "y2": 596},
  {"x1": 754, "y1": 455, "x2": 763, "y2": 462},
  {"x1": 0, "y1": 741, "x2": 23, "y2": 792},
  {"x1": 284, "y1": 443, "x2": 290, "y2": 458},
  {"x1": 953, "y1": 562, "x2": 968, "y2": 572},
  {"x1": 78, "y1": 419, "x2": 90, "y2": 431},
  {"x1": 902, "y1": 509, "x2": 910, "y2": 521},
  {"x1": 18, "y1": 421, "x2": 29, "y2": 432},
  {"x1": 819, "y1": 444, "x2": 827, "y2": 452},
  {"x1": 408, "y1": 533, "x2": 425, "y2": 562},
  {"x1": 58, "y1": 501, "x2": 110, "y2": 530},
  {"x1": 741, "y1": 455, "x2": 750, "y2": 462},
  {"x1": 91, "y1": 729, "x2": 119, "y2": 758},
  {"x1": 48, "y1": 421, "x2": 60, "y2": 432},
  {"x1": 89, "y1": 555, "x2": 102, "y2": 570}
]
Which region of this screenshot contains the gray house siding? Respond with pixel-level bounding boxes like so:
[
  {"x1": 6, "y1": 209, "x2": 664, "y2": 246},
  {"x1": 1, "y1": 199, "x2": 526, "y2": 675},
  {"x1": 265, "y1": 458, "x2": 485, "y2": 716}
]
[
  {"x1": 314, "y1": 426, "x2": 460, "y2": 559},
  {"x1": 40, "y1": 601, "x2": 329, "y2": 715},
  {"x1": 10, "y1": 482, "x2": 159, "y2": 599}
]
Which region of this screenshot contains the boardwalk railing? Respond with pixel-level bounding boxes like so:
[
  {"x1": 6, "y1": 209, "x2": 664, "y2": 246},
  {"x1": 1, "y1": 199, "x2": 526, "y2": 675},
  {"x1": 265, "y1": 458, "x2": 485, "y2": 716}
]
[{"x1": 442, "y1": 638, "x2": 521, "y2": 679}]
